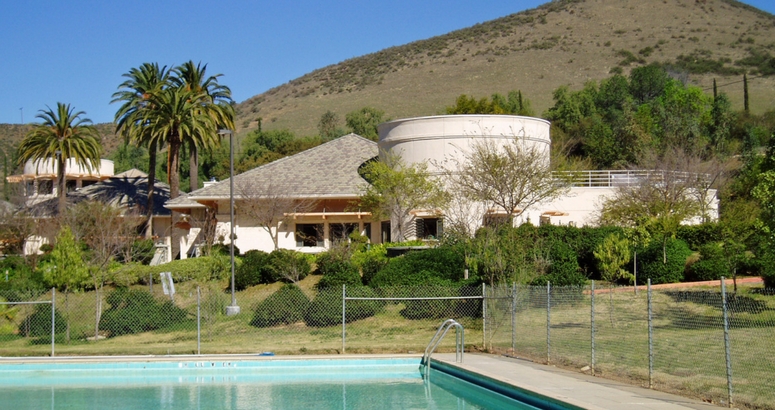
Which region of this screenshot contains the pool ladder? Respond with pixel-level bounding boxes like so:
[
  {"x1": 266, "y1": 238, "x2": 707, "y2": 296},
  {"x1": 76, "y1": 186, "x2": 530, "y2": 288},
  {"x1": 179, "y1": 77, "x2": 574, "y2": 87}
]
[{"x1": 420, "y1": 319, "x2": 464, "y2": 378}]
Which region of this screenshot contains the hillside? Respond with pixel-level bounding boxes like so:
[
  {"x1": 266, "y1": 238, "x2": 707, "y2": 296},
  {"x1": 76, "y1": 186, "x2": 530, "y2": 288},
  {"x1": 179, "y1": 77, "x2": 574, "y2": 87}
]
[
  {"x1": 2, "y1": 0, "x2": 774, "y2": 160},
  {"x1": 235, "y1": 0, "x2": 775, "y2": 136}
]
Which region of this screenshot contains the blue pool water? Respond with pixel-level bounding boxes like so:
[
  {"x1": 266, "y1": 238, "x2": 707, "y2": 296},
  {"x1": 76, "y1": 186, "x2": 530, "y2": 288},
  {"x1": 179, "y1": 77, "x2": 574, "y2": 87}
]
[{"x1": 0, "y1": 358, "x2": 573, "y2": 409}]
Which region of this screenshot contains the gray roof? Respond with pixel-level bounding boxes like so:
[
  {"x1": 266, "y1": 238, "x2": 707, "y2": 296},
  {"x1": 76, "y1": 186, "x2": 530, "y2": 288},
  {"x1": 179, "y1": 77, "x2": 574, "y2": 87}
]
[
  {"x1": 27, "y1": 176, "x2": 171, "y2": 217},
  {"x1": 188, "y1": 134, "x2": 378, "y2": 200}
]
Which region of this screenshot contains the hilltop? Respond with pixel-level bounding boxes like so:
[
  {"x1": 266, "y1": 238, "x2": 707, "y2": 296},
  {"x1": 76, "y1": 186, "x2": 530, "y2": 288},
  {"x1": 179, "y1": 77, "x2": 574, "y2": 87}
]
[
  {"x1": 2, "y1": 0, "x2": 774, "y2": 158},
  {"x1": 234, "y1": 0, "x2": 775, "y2": 136}
]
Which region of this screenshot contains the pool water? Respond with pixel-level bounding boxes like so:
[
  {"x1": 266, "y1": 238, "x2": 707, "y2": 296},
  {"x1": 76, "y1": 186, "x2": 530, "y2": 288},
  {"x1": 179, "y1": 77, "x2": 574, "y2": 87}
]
[{"x1": 0, "y1": 358, "x2": 557, "y2": 409}]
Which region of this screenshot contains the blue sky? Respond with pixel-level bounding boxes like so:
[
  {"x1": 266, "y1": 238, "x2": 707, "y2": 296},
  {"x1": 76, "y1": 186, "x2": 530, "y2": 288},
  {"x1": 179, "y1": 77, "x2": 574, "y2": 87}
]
[{"x1": 1, "y1": 0, "x2": 773, "y2": 125}]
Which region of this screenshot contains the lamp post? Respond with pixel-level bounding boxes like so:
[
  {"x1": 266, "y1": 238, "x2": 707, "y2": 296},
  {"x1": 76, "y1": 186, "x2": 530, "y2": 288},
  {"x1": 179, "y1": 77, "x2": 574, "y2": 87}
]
[{"x1": 219, "y1": 129, "x2": 240, "y2": 316}]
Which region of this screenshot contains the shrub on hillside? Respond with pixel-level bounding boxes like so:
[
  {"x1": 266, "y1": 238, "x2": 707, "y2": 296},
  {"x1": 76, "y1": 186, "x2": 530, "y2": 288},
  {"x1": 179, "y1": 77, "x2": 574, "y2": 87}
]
[
  {"x1": 369, "y1": 246, "x2": 465, "y2": 287},
  {"x1": 686, "y1": 243, "x2": 729, "y2": 282},
  {"x1": 316, "y1": 260, "x2": 362, "y2": 289},
  {"x1": 350, "y1": 243, "x2": 389, "y2": 286},
  {"x1": 636, "y1": 239, "x2": 692, "y2": 285},
  {"x1": 112, "y1": 256, "x2": 230, "y2": 287},
  {"x1": 303, "y1": 286, "x2": 381, "y2": 327},
  {"x1": 761, "y1": 251, "x2": 775, "y2": 288},
  {"x1": 19, "y1": 303, "x2": 66, "y2": 337},
  {"x1": 0, "y1": 256, "x2": 47, "y2": 302},
  {"x1": 250, "y1": 284, "x2": 310, "y2": 327},
  {"x1": 269, "y1": 249, "x2": 312, "y2": 283},
  {"x1": 99, "y1": 288, "x2": 189, "y2": 337},
  {"x1": 677, "y1": 223, "x2": 723, "y2": 251},
  {"x1": 235, "y1": 250, "x2": 272, "y2": 290}
]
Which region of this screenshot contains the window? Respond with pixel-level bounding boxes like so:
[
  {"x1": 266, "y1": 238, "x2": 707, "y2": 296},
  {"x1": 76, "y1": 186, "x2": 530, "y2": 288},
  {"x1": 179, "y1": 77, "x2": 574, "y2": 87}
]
[
  {"x1": 295, "y1": 224, "x2": 324, "y2": 247},
  {"x1": 38, "y1": 179, "x2": 53, "y2": 195},
  {"x1": 415, "y1": 218, "x2": 442, "y2": 239},
  {"x1": 66, "y1": 180, "x2": 77, "y2": 193},
  {"x1": 363, "y1": 223, "x2": 371, "y2": 242},
  {"x1": 329, "y1": 223, "x2": 358, "y2": 244},
  {"x1": 381, "y1": 221, "x2": 391, "y2": 244}
]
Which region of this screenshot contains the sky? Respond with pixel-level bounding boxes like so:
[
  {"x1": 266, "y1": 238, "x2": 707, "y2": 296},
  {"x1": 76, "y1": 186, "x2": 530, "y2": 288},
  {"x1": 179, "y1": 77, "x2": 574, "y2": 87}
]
[{"x1": 2, "y1": 0, "x2": 774, "y2": 125}]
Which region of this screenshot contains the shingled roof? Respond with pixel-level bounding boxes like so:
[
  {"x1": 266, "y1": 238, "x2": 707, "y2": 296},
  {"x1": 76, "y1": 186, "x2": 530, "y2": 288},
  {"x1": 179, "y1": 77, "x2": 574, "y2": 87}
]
[{"x1": 188, "y1": 134, "x2": 378, "y2": 200}]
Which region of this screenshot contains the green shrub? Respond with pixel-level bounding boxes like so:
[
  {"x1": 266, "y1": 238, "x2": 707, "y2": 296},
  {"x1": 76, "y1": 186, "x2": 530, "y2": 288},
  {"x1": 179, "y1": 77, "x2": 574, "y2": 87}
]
[
  {"x1": 99, "y1": 288, "x2": 189, "y2": 337},
  {"x1": 351, "y1": 243, "x2": 389, "y2": 285},
  {"x1": 369, "y1": 246, "x2": 465, "y2": 287},
  {"x1": 235, "y1": 250, "x2": 273, "y2": 290},
  {"x1": 677, "y1": 223, "x2": 723, "y2": 251},
  {"x1": 250, "y1": 284, "x2": 310, "y2": 327},
  {"x1": 211, "y1": 243, "x2": 240, "y2": 257},
  {"x1": 303, "y1": 287, "x2": 381, "y2": 327},
  {"x1": 0, "y1": 256, "x2": 47, "y2": 302},
  {"x1": 531, "y1": 241, "x2": 586, "y2": 286},
  {"x1": 400, "y1": 283, "x2": 458, "y2": 320},
  {"x1": 316, "y1": 260, "x2": 362, "y2": 289},
  {"x1": 113, "y1": 256, "x2": 231, "y2": 287},
  {"x1": 19, "y1": 303, "x2": 66, "y2": 337},
  {"x1": 761, "y1": 251, "x2": 775, "y2": 288},
  {"x1": 269, "y1": 249, "x2": 311, "y2": 283},
  {"x1": 687, "y1": 243, "x2": 729, "y2": 282},
  {"x1": 636, "y1": 238, "x2": 692, "y2": 284}
]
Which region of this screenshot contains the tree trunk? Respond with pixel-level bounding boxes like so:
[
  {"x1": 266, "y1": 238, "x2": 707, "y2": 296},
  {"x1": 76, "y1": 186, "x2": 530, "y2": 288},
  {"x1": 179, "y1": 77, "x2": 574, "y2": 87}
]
[
  {"x1": 189, "y1": 144, "x2": 198, "y2": 192},
  {"x1": 145, "y1": 140, "x2": 157, "y2": 239},
  {"x1": 168, "y1": 137, "x2": 181, "y2": 200},
  {"x1": 58, "y1": 156, "x2": 66, "y2": 216}
]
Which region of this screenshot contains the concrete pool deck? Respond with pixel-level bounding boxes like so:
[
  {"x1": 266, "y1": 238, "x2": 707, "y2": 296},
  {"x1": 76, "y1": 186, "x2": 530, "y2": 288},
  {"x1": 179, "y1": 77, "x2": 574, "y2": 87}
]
[
  {"x1": 433, "y1": 353, "x2": 722, "y2": 409},
  {"x1": 0, "y1": 353, "x2": 722, "y2": 409}
]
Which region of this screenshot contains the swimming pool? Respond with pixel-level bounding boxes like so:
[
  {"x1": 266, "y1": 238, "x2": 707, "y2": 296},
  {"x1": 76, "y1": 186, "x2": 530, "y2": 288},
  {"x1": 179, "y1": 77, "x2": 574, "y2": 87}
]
[{"x1": 0, "y1": 357, "x2": 577, "y2": 409}]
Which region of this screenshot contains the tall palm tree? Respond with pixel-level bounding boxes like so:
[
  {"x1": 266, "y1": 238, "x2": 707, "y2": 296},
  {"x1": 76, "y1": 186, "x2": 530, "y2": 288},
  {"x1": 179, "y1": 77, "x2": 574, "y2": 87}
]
[
  {"x1": 112, "y1": 63, "x2": 170, "y2": 237},
  {"x1": 172, "y1": 61, "x2": 234, "y2": 191},
  {"x1": 17, "y1": 103, "x2": 102, "y2": 215},
  {"x1": 141, "y1": 86, "x2": 214, "y2": 199}
]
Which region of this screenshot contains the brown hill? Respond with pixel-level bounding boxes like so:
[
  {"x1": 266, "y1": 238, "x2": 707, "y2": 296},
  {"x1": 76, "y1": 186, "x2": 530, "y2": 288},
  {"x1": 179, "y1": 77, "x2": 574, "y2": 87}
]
[
  {"x1": 2, "y1": 0, "x2": 774, "y2": 161},
  {"x1": 234, "y1": 0, "x2": 775, "y2": 136}
]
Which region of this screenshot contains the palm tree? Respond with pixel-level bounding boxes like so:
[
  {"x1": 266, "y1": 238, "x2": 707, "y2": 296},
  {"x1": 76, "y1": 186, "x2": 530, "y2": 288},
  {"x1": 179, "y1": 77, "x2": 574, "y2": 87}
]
[
  {"x1": 17, "y1": 103, "x2": 102, "y2": 215},
  {"x1": 141, "y1": 86, "x2": 215, "y2": 199},
  {"x1": 112, "y1": 63, "x2": 170, "y2": 236},
  {"x1": 172, "y1": 61, "x2": 234, "y2": 191}
]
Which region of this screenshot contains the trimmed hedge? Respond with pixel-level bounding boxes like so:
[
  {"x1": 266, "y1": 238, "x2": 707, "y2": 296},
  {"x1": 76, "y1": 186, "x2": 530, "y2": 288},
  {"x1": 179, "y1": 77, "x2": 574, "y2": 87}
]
[
  {"x1": 369, "y1": 246, "x2": 466, "y2": 287},
  {"x1": 303, "y1": 287, "x2": 382, "y2": 327},
  {"x1": 316, "y1": 258, "x2": 362, "y2": 290},
  {"x1": 19, "y1": 303, "x2": 66, "y2": 337},
  {"x1": 636, "y1": 238, "x2": 692, "y2": 285},
  {"x1": 99, "y1": 288, "x2": 189, "y2": 337},
  {"x1": 250, "y1": 284, "x2": 310, "y2": 327},
  {"x1": 235, "y1": 250, "x2": 273, "y2": 290},
  {"x1": 111, "y1": 256, "x2": 231, "y2": 287},
  {"x1": 686, "y1": 243, "x2": 728, "y2": 282}
]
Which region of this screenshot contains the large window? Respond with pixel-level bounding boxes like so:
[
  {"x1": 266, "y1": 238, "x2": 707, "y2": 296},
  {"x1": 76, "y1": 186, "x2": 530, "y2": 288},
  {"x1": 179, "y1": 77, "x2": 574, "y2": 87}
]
[
  {"x1": 415, "y1": 218, "x2": 443, "y2": 240},
  {"x1": 329, "y1": 223, "x2": 358, "y2": 244},
  {"x1": 295, "y1": 223, "x2": 324, "y2": 247},
  {"x1": 381, "y1": 221, "x2": 391, "y2": 244},
  {"x1": 38, "y1": 179, "x2": 53, "y2": 195}
]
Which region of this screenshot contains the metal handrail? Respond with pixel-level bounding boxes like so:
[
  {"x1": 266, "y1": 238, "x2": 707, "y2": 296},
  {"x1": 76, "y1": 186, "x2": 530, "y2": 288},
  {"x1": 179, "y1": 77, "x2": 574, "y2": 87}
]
[{"x1": 421, "y1": 319, "x2": 464, "y2": 378}]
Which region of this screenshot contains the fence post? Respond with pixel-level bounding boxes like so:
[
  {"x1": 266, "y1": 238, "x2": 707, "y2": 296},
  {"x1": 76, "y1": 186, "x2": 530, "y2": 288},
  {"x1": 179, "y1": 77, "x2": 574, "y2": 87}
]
[
  {"x1": 590, "y1": 281, "x2": 595, "y2": 376},
  {"x1": 546, "y1": 281, "x2": 551, "y2": 364},
  {"x1": 149, "y1": 273, "x2": 153, "y2": 293},
  {"x1": 720, "y1": 277, "x2": 733, "y2": 408},
  {"x1": 51, "y1": 287, "x2": 56, "y2": 357},
  {"x1": 197, "y1": 286, "x2": 201, "y2": 355},
  {"x1": 512, "y1": 282, "x2": 516, "y2": 354},
  {"x1": 648, "y1": 279, "x2": 653, "y2": 389},
  {"x1": 482, "y1": 283, "x2": 486, "y2": 350},
  {"x1": 342, "y1": 284, "x2": 346, "y2": 354}
]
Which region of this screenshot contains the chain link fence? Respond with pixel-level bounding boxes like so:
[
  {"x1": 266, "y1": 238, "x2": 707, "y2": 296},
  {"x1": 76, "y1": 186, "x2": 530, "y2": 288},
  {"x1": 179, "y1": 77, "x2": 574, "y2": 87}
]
[{"x1": 1, "y1": 280, "x2": 774, "y2": 409}]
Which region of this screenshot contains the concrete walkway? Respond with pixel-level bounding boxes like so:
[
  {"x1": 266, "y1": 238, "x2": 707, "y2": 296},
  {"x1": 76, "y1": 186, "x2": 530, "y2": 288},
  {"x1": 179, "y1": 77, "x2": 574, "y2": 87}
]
[{"x1": 433, "y1": 353, "x2": 723, "y2": 410}]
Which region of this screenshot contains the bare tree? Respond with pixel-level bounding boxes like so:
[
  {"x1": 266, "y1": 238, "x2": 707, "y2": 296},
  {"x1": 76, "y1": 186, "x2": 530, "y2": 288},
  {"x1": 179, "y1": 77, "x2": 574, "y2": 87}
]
[
  {"x1": 236, "y1": 178, "x2": 317, "y2": 250},
  {"x1": 63, "y1": 200, "x2": 142, "y2": 340},
  {"x1": 442, "y1": 136, "x2": 569, "y2": 226},
  {"x1": 599, "y1": 148, "x2": 712, "y2": 262}
]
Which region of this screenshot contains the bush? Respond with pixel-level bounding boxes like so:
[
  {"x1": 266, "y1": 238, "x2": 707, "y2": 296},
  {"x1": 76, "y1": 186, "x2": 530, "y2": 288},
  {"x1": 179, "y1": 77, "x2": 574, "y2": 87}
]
[
  {"x1": 211, "y1": 243, "x2": 240, "y2": 257},
  {"x1": 112, "y1": 256, "x2": 231, "y2": 287},
  {"x1": 316, "y1": 256, "x2": 362, "y2": 289},
  {"x1": 0, "y1": 256, "x2": 47, "y2": 302},
  {"x1": 686, "y1": 243, "x2": 729, "y2": 282},
  {"x1": 400, "y1": 283, "x2": 459, "y2": 320},
  {"x1": 350, "y1": 243, "x2": 389, "y2": 286},
  {"x1": 636, "y1": 238, "x2": 692, "y2": 284},
  {"x1": 761, "y1": 251, "x2": 775, "y2": 288},
  {"x1": 250, "y1": 284, "x2": 310, "y2": 327},
  {"x1": 369, "y1": 246, "x2": 465, "y2": 287},
  {"x1": 531, "y1": 240, "x2": 587, "y2": 286},
  {"x1": 269, "y1": 249, "x2": 312, "y2": 283},
  {"x1": 677, "y1": 223, "x2": 723, "y2": 251},
  {"x1": 303, "y1": 286, "x2": 382, "y2": 327},
  {"x1": 99, "y1": 288, "x2": 189, "y2": 337},
  {"x1": 19, "y1": 303, "x2": 66, "y2": 337},
  {"x1": 235, "y1": 250, "x2": 273, "y2": 290}
]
